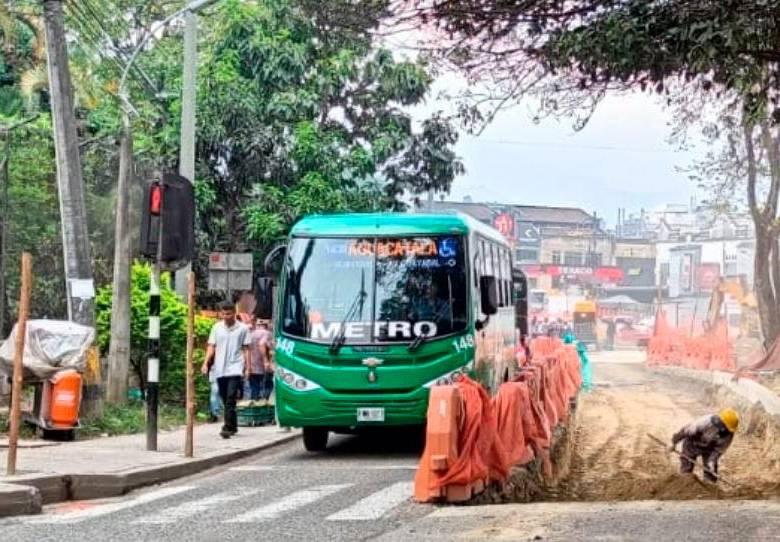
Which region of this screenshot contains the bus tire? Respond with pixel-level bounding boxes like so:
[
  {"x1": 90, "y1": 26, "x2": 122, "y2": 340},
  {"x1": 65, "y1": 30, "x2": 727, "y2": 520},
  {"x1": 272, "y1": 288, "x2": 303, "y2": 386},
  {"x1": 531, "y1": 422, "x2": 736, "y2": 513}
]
[{"x1": 303, "y1": 427, "x2": 328, "y2": 452}]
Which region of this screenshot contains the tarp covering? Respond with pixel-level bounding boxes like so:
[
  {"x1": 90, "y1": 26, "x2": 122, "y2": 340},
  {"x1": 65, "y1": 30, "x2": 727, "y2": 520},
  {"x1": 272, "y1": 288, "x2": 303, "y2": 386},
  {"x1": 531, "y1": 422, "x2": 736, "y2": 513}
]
[{"x1": 0, "y1": 320, "x2": 95, "y2": 380}]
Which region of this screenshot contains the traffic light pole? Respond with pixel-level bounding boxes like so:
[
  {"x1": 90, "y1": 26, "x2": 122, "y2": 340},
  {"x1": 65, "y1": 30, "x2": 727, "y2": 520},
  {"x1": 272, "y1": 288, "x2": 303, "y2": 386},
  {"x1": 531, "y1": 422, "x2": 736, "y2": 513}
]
[{"x1": 146, "y1": 189, "x2": 163, "y2": 451}]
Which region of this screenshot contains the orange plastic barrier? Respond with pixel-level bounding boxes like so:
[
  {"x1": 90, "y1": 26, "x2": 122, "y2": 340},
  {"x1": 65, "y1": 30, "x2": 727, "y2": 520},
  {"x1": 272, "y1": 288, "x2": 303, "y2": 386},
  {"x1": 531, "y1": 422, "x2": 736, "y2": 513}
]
[
  {"x1": 416, "y1": 347, "x2": 581, "y2": 503},
  {"x1": 429, "y1": 378, "x2": 509, "y2": 500},
  {"x1": 414, "y1": 385, "x2": 463, "y2": 503}
]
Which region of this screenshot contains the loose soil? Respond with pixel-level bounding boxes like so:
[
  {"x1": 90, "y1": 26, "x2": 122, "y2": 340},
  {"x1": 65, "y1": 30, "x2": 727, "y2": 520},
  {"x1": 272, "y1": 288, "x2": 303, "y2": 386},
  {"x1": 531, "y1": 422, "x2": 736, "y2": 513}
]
[{"x1": 552, "y1": 356, "x2": 780, "y2": 501}]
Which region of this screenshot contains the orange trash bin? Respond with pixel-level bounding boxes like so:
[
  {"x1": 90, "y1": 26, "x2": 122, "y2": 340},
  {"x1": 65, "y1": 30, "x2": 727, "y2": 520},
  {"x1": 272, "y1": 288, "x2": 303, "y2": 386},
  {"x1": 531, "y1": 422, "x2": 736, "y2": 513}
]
[{"x1": 49, "y1": 370, "x2": 82, "y2": 427}]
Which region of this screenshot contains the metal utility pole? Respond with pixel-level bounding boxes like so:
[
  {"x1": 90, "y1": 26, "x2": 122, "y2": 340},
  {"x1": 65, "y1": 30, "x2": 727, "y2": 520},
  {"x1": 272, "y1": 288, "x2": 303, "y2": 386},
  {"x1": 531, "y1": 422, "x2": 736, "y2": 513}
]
[
  {"x1": 106, "y1": 112, "x2": 134, "y2": 403},
  {"x1": 42, "y1": 0, "x2": 95, "y2": 326},
  {"x1": 175, "y1": 9, "x2": 199, "y2": 299}
]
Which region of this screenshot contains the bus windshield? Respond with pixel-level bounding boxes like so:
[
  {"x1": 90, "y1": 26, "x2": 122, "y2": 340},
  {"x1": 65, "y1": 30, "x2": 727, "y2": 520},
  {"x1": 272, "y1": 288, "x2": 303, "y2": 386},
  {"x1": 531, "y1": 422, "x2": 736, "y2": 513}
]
[{"x1": 281, "y1": 236, "x2": 468, "y2": 344}]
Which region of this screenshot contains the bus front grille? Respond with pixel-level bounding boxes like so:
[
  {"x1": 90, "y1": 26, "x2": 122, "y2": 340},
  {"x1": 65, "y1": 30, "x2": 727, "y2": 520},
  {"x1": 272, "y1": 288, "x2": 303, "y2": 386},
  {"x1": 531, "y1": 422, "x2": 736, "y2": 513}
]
[{"x1": 321, "y1": 397, "x2": 425, "y2": 414}]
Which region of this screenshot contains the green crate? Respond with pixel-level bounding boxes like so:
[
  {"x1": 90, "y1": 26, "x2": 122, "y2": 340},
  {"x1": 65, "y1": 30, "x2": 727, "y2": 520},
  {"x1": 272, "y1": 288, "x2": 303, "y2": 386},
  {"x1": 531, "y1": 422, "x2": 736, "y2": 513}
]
[{"x1": 237, "y1": 403, "x2": 275, "y2": 426}]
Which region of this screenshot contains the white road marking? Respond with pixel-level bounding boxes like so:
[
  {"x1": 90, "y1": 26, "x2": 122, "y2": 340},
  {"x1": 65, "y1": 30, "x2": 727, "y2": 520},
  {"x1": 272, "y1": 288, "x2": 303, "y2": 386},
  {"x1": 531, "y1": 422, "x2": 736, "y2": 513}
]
[
  {"x1": 229, "y1": 465, "x2": 417, "y2": 472},
  {"x1": 326, "y1": 481, "x2": 413, "y2": 521},
  {"x1": 225, "y1": 484, "x2": 352, "y2": 522},
  {"x1": 133, "y1": 489, "x2": 261, "y2": 524},
  {"x1": 25, "y1": 486, "x2": 194, "y2": 524}
]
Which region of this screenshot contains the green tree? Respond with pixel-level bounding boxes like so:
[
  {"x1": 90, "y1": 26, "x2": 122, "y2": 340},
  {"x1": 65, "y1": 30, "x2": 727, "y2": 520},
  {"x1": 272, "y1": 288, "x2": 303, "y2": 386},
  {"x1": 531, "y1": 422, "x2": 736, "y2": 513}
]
[
  {"x1": 405, "y1": 0, "x2": 780, "y2": 346},
  {"x1": 195, "y1": 0, "x2": 463, "y2": 257}
]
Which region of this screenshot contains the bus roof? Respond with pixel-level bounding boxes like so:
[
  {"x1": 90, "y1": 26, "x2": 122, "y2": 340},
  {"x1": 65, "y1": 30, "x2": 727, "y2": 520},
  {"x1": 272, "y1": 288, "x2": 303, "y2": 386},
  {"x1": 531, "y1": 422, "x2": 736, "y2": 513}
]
[{"x1": 290, "y1": 212, "x2": 509, "y2": 245}]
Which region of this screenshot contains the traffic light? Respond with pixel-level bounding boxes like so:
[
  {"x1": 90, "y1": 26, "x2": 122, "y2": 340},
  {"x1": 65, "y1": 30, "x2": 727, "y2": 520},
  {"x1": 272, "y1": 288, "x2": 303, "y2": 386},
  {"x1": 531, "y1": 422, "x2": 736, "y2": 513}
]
[{"x1": 140, "y1": 173, "x2": 195, "y2": 267}]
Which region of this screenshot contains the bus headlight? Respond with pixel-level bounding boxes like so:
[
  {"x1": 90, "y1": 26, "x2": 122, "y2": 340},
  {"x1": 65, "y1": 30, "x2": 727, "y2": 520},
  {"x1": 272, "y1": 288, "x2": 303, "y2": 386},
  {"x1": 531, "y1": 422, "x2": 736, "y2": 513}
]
[
  {"x1": 276, "y1": 366, "x2": 321, "y2": 392},
  {"x1": 423, "y1": 362, "x2": 473, "y2": 388}
]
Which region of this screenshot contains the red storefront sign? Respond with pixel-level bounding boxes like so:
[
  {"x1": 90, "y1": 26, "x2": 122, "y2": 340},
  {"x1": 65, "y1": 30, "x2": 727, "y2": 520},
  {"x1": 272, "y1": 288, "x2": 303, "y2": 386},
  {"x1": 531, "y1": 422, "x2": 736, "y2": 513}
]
[
  {"x1": 493, "y1": 212, "x2": 515, "y2": 240},
  {"x1": 594, "y1": 266, "x2": 624, "y2": 283}
]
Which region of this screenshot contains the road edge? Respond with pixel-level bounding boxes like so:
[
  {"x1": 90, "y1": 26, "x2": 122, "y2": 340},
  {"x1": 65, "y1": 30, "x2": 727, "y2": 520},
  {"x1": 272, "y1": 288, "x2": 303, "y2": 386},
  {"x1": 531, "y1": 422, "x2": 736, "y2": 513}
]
[
  {"x1": 0, "y1": 431, "x2": 300, "y2": 517},
  {"x1": 652, "y1": 366, "x2": 780, "y2": 416}
]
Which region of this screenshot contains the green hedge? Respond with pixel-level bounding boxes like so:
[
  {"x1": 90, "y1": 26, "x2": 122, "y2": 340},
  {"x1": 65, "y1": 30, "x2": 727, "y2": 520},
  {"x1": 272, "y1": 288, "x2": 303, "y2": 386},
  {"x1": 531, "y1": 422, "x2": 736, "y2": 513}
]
[{"x1": 95, "y1": 262, "x2": 215, "y2": 408}]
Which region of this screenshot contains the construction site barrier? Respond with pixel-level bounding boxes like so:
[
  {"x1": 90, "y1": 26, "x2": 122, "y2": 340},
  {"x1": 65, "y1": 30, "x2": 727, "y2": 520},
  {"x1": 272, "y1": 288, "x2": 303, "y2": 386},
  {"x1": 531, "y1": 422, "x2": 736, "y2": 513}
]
[
  {"x1": 414, "y1": 345, "x2": 582, "y2": 503},
  {"x1": 646, "y1": 310, "x2": 736, "y2": 372}
]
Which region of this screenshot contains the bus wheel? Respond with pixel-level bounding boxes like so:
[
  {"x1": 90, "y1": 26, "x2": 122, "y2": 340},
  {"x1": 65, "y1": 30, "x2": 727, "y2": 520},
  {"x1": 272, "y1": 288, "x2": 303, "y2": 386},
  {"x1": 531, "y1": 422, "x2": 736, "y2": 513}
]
[{"x1": 303, "y1": 427, "x2": 328, "y2": 452}]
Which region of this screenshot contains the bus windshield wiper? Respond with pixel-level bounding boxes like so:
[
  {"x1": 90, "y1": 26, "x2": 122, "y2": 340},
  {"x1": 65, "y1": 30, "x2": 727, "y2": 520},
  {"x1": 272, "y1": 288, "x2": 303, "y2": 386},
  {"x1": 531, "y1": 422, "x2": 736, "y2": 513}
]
[
  {"x1": 408, "y1": 302, "x2": 452, "y2": 352},
  {"x1": 330, "y1": 270, "x2": 367, "y2": 355}
]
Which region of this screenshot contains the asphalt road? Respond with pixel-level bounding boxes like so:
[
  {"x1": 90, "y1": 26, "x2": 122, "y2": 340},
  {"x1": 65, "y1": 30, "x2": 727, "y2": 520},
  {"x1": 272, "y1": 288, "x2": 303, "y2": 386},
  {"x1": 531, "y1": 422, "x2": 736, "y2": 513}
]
[
  {"x1": 3, "y1": 353, "x2": 780, "y2": 541},
  {"x1": 0, "y1": 428, "x2": 430, "y2": 542}
]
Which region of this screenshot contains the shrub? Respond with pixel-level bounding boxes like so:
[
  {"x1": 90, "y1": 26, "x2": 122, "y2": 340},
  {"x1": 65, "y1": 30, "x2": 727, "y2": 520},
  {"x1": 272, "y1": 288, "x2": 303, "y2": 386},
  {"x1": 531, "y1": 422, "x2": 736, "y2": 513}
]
[{"x1": 95, "y1": 262, "x2": 215, "y2": 408}]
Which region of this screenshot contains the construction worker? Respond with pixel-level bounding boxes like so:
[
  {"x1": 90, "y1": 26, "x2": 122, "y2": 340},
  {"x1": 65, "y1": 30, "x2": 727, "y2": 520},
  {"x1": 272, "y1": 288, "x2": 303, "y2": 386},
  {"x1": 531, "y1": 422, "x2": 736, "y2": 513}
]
[{"x1": 669, "y1": 408, "x2": 739, "y2": 482}]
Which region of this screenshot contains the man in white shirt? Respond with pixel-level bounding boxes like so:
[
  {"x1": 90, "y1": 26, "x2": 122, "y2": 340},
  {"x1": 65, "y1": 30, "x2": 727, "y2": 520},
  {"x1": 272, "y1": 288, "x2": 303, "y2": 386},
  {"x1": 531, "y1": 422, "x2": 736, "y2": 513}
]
[{"x1": 201, "y1": 300, "x2": 252, "y2": 439}]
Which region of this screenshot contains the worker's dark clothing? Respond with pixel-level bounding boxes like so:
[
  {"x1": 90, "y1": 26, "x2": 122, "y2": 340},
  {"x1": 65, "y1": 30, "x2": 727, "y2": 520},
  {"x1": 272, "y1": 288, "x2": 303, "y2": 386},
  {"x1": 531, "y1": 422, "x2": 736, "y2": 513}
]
[{"x1": 671, "y1": 414, "x2": 734, "y2": 482}]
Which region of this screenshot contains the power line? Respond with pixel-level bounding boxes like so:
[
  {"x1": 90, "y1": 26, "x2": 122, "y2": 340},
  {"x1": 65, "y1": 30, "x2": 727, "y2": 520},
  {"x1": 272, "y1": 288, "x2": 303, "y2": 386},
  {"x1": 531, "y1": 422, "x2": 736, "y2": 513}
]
[{"x1": 466, "y1": 138, "x2": 681, "y2": 154}]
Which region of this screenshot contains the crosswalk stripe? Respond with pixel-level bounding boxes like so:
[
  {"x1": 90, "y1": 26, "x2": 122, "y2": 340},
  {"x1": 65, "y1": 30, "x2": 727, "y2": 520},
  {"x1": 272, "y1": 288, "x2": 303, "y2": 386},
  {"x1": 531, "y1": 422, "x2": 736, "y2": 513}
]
[
  {"x1": 24, "y1": 486, "x2": 194, "y2": 524},
  {"x1": 133, "y1": 489, "x2": 261, "y2": 524},
  {"x1": 225, "y1": 484, "x2": 352, "y2": 523},
  {"x1": 326, "y1": 481, "x2": 413, "y2": 521},
  {"x1": 229, "y1": 465, "x2": 417, "y2": 472}
]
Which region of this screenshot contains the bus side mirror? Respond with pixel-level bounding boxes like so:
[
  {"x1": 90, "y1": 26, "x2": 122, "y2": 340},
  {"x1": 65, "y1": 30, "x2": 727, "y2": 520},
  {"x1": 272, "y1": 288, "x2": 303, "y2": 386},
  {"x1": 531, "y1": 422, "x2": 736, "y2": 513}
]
[
  {"x1": 254, "y1": 276, "x2": 274, "y2": 320},
  {"x1": 480, "y1": 275, "x2": 499, "y2": 316}
]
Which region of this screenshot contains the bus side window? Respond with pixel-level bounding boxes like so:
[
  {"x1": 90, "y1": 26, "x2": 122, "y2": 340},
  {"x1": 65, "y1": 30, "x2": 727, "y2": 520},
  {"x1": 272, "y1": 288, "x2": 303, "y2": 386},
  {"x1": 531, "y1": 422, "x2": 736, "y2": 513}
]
[{"x1": 504, "y1": 249, "x2": 512, "y2": 307}]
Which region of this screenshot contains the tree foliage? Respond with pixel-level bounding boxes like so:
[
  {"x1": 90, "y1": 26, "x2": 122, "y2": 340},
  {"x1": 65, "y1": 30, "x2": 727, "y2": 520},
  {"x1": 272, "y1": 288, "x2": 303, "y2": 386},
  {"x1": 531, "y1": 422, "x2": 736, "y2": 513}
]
[
  {"x1": 95, "y1": 263, "x2": 214, "y2": 405},
  {"x1": 401, "y1": 0, "x2": 780, "y2": 345},
  {"x1": 192, "y1": 0, "x2": 462, "y2": 257}
]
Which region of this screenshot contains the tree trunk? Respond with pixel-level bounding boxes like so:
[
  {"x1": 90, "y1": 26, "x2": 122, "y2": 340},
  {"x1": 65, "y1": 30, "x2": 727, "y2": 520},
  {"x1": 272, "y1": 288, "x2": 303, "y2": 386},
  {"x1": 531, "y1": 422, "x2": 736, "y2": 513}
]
[
  {"x1": 106, "y1": 113, "x2": 133, "y2": 404},
  {"x1": 755, "y1": 234, "x2": 779, "y2": 349},
  {"x1": 42, "y1": 0, "x2": 94, "y2": 326}
]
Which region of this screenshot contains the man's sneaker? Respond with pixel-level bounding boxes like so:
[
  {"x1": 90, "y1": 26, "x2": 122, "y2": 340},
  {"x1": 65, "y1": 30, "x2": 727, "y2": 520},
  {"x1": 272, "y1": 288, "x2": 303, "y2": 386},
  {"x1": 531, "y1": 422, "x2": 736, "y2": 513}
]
[{"x1": 220, "y1": 430, "x2": 231, "y2": 439}]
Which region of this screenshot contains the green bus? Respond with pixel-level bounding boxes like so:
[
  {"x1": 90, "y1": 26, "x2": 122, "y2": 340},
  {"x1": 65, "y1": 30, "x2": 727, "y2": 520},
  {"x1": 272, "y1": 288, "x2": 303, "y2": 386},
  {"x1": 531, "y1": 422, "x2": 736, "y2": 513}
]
[{"x1": 268, "y1": 213, "x2": 525, "y2": 451}]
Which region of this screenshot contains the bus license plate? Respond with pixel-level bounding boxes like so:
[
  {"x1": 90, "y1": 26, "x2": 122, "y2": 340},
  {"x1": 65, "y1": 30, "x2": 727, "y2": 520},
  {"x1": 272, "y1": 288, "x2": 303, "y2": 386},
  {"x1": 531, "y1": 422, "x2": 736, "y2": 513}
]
[{"x1": 357, "y1": 408, "x2": 385, "y2": 422}]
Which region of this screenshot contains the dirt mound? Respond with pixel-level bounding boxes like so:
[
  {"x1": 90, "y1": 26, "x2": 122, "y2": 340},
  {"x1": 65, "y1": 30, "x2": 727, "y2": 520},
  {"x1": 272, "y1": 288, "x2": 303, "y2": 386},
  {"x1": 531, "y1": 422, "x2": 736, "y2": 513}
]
[{"x1": 552, "y1": 360, "x2": 780, "y2": 502}]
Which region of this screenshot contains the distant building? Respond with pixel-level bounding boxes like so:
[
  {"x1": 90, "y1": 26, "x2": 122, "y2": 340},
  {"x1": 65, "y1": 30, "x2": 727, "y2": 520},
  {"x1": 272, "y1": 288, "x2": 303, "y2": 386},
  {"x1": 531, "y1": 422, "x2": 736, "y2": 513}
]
[{"x1": 423, "y1": 199, "x2": 653, "y2": 292}]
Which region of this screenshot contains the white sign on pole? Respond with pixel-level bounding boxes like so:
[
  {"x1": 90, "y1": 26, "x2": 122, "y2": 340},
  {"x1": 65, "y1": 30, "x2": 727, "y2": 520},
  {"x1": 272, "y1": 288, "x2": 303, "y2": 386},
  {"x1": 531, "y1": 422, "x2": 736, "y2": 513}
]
[{"x1": 208, "y1": 252, "x2": 253, "y2": 292}]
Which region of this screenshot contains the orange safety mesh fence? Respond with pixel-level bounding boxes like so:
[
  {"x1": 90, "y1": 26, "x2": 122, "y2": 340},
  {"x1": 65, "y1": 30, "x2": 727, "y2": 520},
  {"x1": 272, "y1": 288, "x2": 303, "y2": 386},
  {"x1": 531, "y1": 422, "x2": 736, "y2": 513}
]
[
  {"x1": 647, "y1": 309, "x2": 736, "y2": 372},
  {"x1": 416, "y1": 346, "x2": 581, "y2": 502}
]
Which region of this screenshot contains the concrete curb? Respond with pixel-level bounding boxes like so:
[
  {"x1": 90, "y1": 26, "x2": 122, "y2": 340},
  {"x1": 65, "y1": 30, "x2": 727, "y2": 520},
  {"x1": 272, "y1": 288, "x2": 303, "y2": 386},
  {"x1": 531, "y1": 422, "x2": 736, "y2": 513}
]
[
  {"x1": 652, "y1": 366, "x2": 780, "y2": 416},
  {"x1": 0, "y1": 431, "x2": 300, "y2": 517},
  {"x1": 0, "y1": 483, "x2": 41, "y2": 517}
]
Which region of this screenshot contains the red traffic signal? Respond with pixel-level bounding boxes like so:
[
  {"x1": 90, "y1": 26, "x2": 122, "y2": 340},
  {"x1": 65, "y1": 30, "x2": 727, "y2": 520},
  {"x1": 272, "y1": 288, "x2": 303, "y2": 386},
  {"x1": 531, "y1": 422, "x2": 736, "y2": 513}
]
[
  {"x1": 149, "y1": 183, "x2": 162, "y2": 215},
  {"x1": 140, "y1": 174, "x2": 195, "y2": 266}
]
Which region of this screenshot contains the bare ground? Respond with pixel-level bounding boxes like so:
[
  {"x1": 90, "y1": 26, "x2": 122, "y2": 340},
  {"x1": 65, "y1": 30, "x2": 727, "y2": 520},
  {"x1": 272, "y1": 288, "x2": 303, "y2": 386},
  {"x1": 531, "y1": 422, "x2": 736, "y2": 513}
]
[{"x1": 552, "y1": 354, "x2": 780, "y2": 501}]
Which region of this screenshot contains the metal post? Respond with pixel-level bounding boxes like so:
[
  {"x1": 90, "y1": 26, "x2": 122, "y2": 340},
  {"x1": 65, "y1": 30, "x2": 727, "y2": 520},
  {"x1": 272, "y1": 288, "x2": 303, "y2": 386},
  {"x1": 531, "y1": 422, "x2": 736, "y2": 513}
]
[
  {"x1": 147, "y1": 186, "x2": 163, "y2": 451},
  {"x1": 175, "y1": 9, "x2": 199, "y2": 298},
  {"x1": 146, "y1": 260, "x2": 160, "y2": 451}
]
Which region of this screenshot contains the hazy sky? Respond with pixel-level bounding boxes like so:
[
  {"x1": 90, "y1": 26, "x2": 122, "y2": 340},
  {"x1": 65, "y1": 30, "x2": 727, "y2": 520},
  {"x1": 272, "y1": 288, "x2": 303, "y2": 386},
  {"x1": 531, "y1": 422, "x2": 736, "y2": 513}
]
[{"x1": 414, "y1": 84, "x2": 702, "y2": 227}]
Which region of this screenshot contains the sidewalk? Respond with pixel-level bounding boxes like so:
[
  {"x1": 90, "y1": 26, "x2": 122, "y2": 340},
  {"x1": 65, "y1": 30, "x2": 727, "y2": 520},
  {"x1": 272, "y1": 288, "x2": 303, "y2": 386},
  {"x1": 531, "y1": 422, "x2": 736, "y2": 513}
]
[{"x1": 0, "y1": 423, "x2": 300, "y2": 517}]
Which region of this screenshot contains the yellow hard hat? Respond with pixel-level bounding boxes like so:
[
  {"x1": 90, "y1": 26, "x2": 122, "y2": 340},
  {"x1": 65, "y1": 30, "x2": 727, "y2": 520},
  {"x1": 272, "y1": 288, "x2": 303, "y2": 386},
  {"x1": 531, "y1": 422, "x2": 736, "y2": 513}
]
[{"x1": 719, "y1": 408, "x2": 739, "y2": 433}]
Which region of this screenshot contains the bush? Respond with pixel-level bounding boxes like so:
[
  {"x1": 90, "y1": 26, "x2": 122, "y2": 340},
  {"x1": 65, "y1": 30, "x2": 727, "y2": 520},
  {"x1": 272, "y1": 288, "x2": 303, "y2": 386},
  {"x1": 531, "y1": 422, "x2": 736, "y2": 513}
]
[
  {"x1": 95, "y1": 262, "x2": 215, "y2": 409},
  {"x1": 78, "y1": 401, "x2": 189, "y2": 438}
]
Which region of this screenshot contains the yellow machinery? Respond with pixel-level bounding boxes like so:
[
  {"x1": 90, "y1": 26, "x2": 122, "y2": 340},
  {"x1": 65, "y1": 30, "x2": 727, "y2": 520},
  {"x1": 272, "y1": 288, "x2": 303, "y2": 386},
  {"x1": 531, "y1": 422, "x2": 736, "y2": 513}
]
[
  {"x1": 705, "y1": 277, "x2": 759, "y2": 337},
  {"x1": 573, "y1": 300, "x2": 598, "y2": 345}
]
